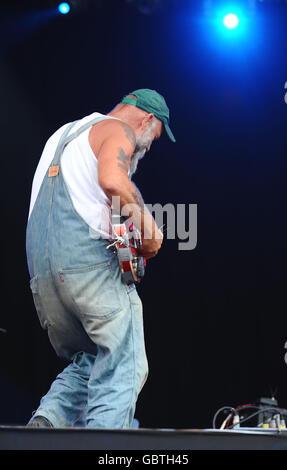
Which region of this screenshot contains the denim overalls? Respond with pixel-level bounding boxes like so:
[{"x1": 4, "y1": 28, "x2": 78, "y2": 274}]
[{"x1": 26, "y1": 115, "x2": 149, "y2": 428}]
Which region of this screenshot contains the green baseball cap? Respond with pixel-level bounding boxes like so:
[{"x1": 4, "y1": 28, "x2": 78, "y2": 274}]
[{"x1": 121, "y1": 88, "x2": 176, "y2": 143}]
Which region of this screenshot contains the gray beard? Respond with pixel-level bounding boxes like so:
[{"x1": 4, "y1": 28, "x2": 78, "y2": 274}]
[
  {"x1": 129, "y1": 147, "x2": 146, "y2": 177},
  {"x1": 129, "y1": 124, "x2": 154, "y2": 177}
]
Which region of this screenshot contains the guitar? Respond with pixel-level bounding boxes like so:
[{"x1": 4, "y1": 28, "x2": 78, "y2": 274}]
[{"x1": 109, "y1": 217, "x2": 146, "y2": 285}]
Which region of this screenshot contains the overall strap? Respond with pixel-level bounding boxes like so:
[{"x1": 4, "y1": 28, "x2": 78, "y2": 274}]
[{"x1": 51, "y1": 115, "x2": 120, "y2": 167}]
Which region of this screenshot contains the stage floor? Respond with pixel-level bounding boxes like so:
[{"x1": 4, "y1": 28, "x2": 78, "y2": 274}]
[{"x1": 1, "y1": 425, "x2": 287, "y2": 450}]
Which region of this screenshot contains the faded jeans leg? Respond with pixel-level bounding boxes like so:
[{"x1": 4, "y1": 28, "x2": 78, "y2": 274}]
[
  {"x1": 29, "y1": 351, "x2": 96, "y2": 427},
  {"x1": 85, "y1": 287, "x2": 149, "y2": 429}
]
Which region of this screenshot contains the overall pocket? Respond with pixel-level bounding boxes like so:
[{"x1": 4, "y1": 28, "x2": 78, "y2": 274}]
[{"x1": 58, "y1": 262, "x2": 122, "y2": 320}]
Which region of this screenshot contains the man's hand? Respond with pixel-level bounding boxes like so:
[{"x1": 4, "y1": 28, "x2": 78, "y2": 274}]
[{"x1": 137, "y1": 236, "x2": 163, "y2": 260}]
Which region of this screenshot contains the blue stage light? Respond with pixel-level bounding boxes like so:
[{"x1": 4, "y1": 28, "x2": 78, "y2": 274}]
[
  {"x1": 223, "y1": 13, "x2": 239, "y2": 29},
  {"x1": 58, "y1": 2, "x2": 71, "y2": 15},
  {"x1": 201, "y1": 3, "x2": 259, "y2": 53},
  {"x1": 215, "y1": 5, "x2": 247, "y2": 40}
]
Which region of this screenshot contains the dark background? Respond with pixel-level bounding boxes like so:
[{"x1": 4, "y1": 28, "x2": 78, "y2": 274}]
[{"x1": 0, "y1": 0, "x2": 286, "y2": 429}]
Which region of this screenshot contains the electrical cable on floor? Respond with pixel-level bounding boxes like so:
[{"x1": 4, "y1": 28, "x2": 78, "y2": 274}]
[{"x1": 212, "y1": 403, "x2": 287, "y2": 430}]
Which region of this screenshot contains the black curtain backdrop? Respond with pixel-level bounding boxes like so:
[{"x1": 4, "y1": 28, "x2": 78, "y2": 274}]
[{"x1": 0, "y1": 0, "x2": 286, "y2": 429}]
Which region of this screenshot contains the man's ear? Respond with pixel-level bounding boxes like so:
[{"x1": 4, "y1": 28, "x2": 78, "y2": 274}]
[{"x1": 142, "y1": 113, "x2": 154, "y2": 130}]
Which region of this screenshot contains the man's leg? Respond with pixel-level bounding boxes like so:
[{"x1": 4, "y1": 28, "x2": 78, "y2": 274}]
[
  {"x1": 84, "y1": 285, "x2": 149, "y2": 429},
  {"x1": 30, "y1": 257, "x2": 149, "y2": 429},
  {"x1": 28, "y1": 274, "x2": 98, "y2": 427},
  {"x1": 30, "y1": 285, "x2": 149, "y2": 429},
  {"x1": 28, "y1": 351, "x2": 96, "y2": 427}
]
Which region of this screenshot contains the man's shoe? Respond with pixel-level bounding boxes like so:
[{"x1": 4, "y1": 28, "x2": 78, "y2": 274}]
[{"x1": 26, "y1": 416, "x2": 53, "y2": 427}]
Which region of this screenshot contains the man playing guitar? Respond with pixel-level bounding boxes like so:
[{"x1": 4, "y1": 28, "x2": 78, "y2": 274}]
[{"x1": 26, "y1": 88, "x2": 175, "y2": 429}]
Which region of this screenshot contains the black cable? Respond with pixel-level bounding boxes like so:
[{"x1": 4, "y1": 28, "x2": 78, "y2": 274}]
[
  {"x1": 224, "y1": 405, "x2": 261, "y2": 429},
  {"x1": 227, "y1": 407, "x2": 283, "y2": 429},
  {"x1": 213, "y1": 405, "x2": 260, "y2": 429},
  {"x1": 212, "y1": 406, "x2": 236, "y2": 429},
  {"x1": 213, "y1": 404, "x2": 287, "y2": 430}
]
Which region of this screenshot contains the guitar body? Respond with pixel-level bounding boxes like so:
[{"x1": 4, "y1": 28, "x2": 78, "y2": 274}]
[{"x1": 112, "y1": 222, "x2": 146, "y2": 285}]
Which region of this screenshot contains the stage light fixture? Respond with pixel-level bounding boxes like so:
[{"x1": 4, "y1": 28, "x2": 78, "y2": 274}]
[
  {"x1": 58, "y1": 2, "x2": 71, "y2": 14},
  {"x1": 223, "y1": 13, "x2": 239, "y2": 29}
]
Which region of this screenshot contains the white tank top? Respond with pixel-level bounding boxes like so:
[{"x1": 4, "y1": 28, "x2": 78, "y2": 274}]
[{"x1": 28, "y1": 112, "x2": 114, "y2": 239}]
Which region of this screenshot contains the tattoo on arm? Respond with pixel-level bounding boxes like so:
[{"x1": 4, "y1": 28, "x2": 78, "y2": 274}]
[
  {"x1": 121, "y1": 123, "x2": 136, "y2": 148},
  {"x1": 117, "y1": 147, "x2": 130, "y2": 172},
  {"x1": 116, "y1": 125, "x2": 135, "y2": 173}
]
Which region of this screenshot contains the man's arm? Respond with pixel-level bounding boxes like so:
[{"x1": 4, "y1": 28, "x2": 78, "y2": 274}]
[
  {"x1": 131, "y1": 182, "x2": 164, "y2": 257},
  {"x1": 97, "y1": 121, "x2": 163, "y2": 258}
]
